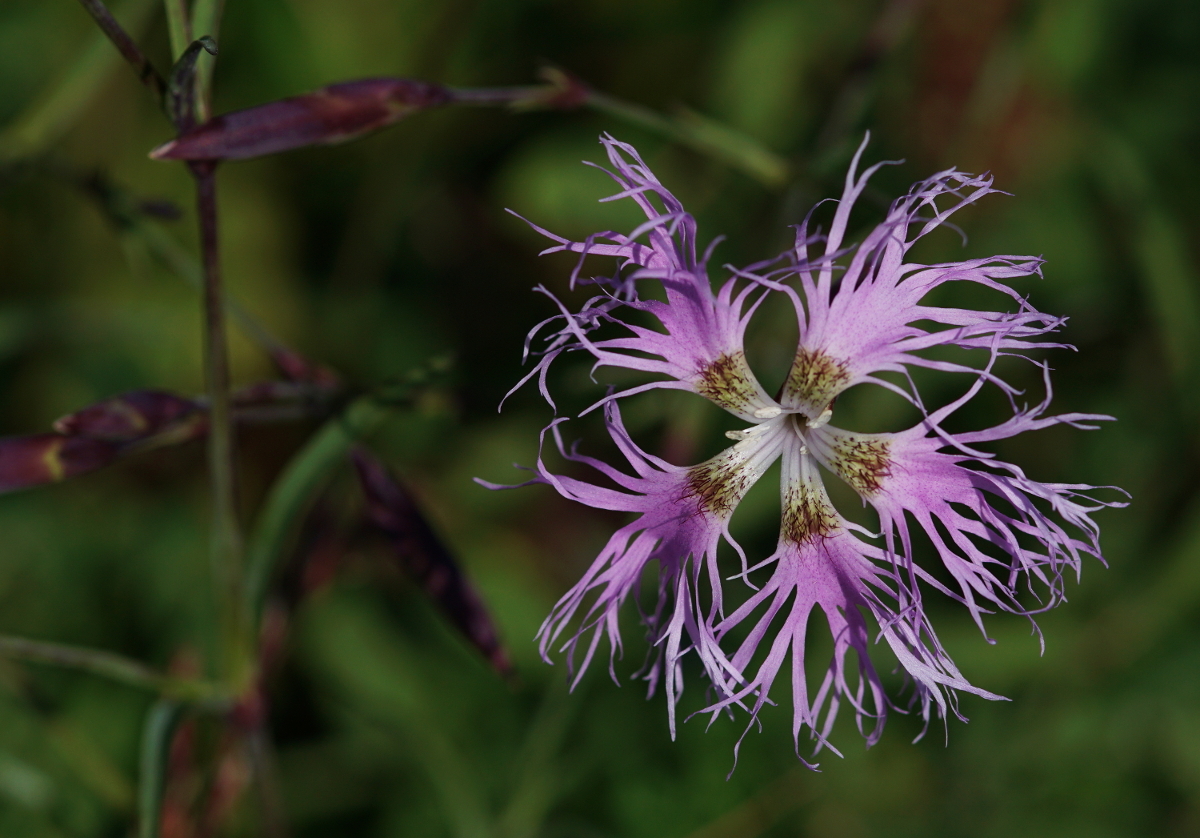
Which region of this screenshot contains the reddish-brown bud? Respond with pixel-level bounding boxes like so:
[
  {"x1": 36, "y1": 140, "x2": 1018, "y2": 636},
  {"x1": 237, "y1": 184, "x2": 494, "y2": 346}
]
[
  {"x1": 149, "y1": 78, "x2": 453, "y2": 161},
  {"x1": 0, "y1": 434, "x2": 118, "y2": 492},
  {"x1": 53, "y1": 390, "x2": 200, "y2": 442},
  {"x1": 352, "y1": 449, "x2": 512, "y2": 677}
]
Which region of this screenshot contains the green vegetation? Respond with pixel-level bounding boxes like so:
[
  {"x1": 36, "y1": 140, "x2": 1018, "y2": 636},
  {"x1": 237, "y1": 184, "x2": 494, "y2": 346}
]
[{"x1": 0, "y1": 0, "x2": 1194, "y2": 835}]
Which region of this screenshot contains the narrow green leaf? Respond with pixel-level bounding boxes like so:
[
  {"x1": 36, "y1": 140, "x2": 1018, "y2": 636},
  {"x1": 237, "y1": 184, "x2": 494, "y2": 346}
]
[
  {"x1": 672, "y1": 105, "x2": 791, "y2": 188},
  {"x1": 47, "y1": 718, "x2": 136, "y2": 811},
  {"x1": 138, "y1": 701, "x2": 183, "y2": 838},
  {"x1": 496, "y1": 683, "x2": 573, "y2": 838},
  {"x1": 42, "y1": 165, "x2": 284, "y2": 352},
  {"x1": 0, "y1": 636, "x2": 170, "y2": 692},
  {"x1": 1130, "y1": 209, "x2": 1200, "y2": 377},
  {"x1": 243, "y1": 398, "x2": 387, "y2": 621},
  {"x1": 244, "y1": 364, "x2": 447, "y2": 622},
  {"x1": 0, "y1": 635, "x2": 224, "y2": 703}
]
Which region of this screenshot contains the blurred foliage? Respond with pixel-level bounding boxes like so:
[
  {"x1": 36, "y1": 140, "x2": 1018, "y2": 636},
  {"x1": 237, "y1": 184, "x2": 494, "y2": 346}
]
[{"x1": 0, "y1": 0, "x2": 1198, "y2": 835}]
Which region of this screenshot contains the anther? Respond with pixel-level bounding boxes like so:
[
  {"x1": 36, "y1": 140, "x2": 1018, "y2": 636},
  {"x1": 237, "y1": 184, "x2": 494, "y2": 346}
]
[
  {"x1": 753, "y1": 405, "x2": 782, "y2": 419},
  {"x1": 725, "y1": 422, "x2": 773, "y2": 441},
  {"x1": 806, "y1": 406, "x2": 833, "y2": 429}
]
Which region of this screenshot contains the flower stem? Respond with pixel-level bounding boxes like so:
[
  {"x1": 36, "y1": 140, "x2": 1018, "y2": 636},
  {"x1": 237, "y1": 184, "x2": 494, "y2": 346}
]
[
  {"x1": 0, "y1": 636, "x2": 222, "y2": 703},
  {"x1": 127, "y1": 210, "x2": 284, "y2": 353},
  {"x1": 74, "y1": 0, "x2": 168, "y2": 111},
  {"x1": 192, "y1": 160, "x2": 248, "y2": 686}
]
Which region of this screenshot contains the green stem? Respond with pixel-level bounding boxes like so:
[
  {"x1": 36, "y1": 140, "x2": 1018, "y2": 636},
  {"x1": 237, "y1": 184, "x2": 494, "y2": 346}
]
[
  {"x1": 586, "y1": 91, "x2": 790, "y2": 188},
  {"x1": 586, "y1": 91, "x2": 679, "y2": 140},
  {"x1": 0, "y1": 636, "x2": 220, "y2": 702},
  {"x1": 138, "y1": 701, "x2": 183, "y2": 838},
  {"x1": 189, "y1": 0, "x2": 226, "y2": 121},
  {"x1": 243, "y1": 397, "x2": 386, "y2": 623},
  {"x1": 163, "y1": 0, "x2": 192, "y2": 60},
  {"x1": 192, "y1": 161, "x2": 247, "y2": 686}
]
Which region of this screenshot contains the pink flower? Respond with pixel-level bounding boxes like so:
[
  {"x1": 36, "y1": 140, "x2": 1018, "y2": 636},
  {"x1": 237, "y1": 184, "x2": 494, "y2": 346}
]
[{"x1": 486, "y1": 135, "x2": 1126, "y2": 767}]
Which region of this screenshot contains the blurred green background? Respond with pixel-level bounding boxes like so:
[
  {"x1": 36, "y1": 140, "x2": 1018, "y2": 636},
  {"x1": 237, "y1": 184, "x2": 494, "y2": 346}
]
[{"x1": 0, "y1": 0, "x2": 1197, "y2": 835}]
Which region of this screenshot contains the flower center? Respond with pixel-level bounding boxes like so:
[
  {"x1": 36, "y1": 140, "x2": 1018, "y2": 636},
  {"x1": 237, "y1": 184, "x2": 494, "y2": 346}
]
[{"x1": 781, "y1": 346, "x2": 849, "y2": 421}]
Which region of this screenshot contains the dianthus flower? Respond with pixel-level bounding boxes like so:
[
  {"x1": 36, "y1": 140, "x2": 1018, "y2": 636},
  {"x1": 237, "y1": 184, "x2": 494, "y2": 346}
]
[{"x1": 486, "y1": 134, "x2": 1124, "y2": 766}]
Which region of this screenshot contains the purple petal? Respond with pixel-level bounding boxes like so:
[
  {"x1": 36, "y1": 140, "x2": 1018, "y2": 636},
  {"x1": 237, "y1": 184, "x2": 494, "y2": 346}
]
[
  {"x1": 704, "y1": 435, "x2": 1000, "y2": 768},
  {"x1": 807, "y1": 392, "x2": 1126, "y2": 639},
  {"x1": 762, "y1": 137, "x2": 1064, "y2": 421},
  {"x1": 512, "y1": 136, "x2": 779, "y2": 420},
  {"x1": 529, "y1": 403, "x2": 784, "y2": 734}
]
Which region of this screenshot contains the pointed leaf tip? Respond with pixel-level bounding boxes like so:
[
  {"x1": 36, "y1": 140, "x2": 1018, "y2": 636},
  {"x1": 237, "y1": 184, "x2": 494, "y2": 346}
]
[{"x1": 351, "y1": 449, "x2": 513, "y2": 676}]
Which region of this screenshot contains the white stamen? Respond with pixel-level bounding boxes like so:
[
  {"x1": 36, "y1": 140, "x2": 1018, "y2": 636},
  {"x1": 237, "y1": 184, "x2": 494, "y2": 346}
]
[
  {"x1": 806, "y1": 406, "x2": 833, "y2": 429},
  {"x1": 798, "y1": 444, "x2": 809, "y2": 456},
  {"x1": 753, "y1": 405, "x2": 782, "y2": 419},
  {"x1": 725, "y1": 422, "x2": 773, "y2": 441}
]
